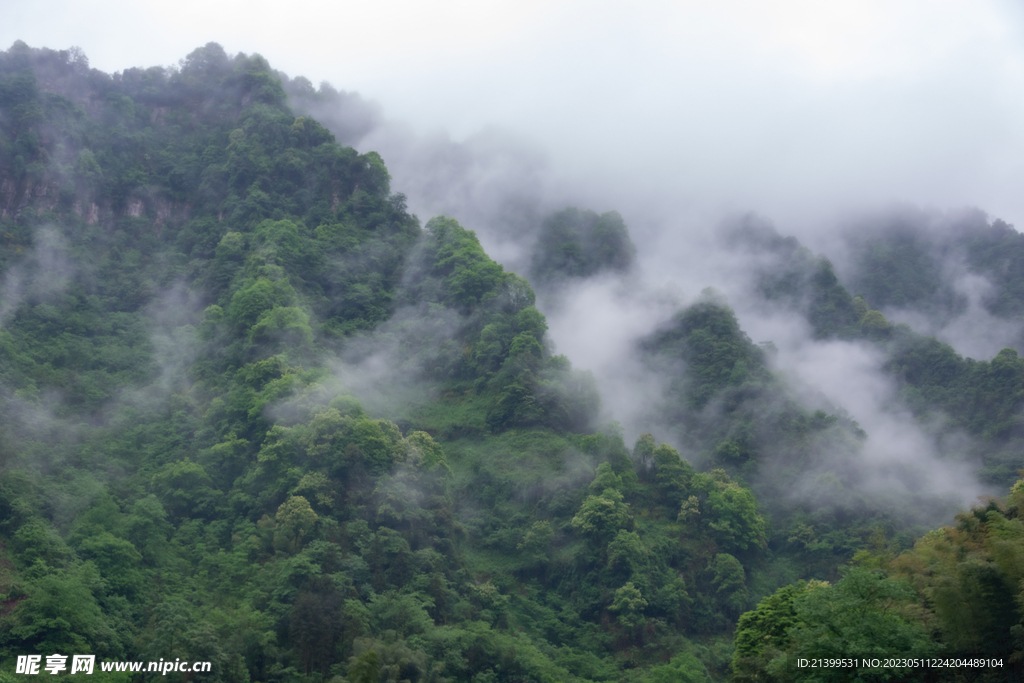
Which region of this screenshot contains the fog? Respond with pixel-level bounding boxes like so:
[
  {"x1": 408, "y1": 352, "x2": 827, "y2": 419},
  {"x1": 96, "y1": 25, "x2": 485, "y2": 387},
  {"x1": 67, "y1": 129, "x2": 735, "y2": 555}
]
[
  {"x1": 877, "y1": 270, "x2": 1024, "y2": 360},
  {"x1": 7, "y1": 1, "x2": 1024, "y2": 229},
  {"x1": 6, "y1": 0, "x2": 1024, "y2": 518},
  {"x1": 0, "y1": 227, "x2": 74, "y2": 325}
]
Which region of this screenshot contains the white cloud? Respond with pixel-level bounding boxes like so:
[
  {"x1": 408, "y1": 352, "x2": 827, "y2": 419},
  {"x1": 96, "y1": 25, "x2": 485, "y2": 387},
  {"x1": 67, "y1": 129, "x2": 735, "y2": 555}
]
[{"x1": 4, "y1": 0, "x2": 1020, "y2": 518}]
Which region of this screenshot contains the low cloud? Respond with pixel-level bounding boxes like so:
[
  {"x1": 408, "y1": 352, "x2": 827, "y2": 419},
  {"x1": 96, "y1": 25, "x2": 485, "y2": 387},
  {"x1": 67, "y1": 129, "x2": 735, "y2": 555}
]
[{"x1": 0, "y1": 226, "x2": 74, "y2": 326}]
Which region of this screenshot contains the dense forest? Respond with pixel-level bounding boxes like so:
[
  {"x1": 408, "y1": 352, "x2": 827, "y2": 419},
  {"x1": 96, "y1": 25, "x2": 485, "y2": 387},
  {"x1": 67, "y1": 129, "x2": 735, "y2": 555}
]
[{"x1": 1, "y1": 41, "x2": 1023, "y2": 682}]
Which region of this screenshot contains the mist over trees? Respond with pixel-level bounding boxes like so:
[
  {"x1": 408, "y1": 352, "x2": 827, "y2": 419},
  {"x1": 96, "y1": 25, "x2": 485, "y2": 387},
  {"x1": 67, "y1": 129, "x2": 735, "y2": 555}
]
[
  {"x1": 529, "y1": 208, "x2": 636, "y2": 287},
  {"x1": 1, "y1": 40, "x2": 1024, "y2": 683}
]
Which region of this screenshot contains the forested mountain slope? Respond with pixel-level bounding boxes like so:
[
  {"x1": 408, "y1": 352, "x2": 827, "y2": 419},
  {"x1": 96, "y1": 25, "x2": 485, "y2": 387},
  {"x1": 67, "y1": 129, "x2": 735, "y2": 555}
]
[
  {"x1": 0, "y1": 41, "x2": 737, "y2": 682},
  {"x1": 1, "y1": 41, "x2": 1023, "y2": 683},
  {"x1": 836, "y1": 207, "x2": 1024, "y2": 324},
  {"x1": 716, "y1": 217, "x2": 1024, "y2": 488}
]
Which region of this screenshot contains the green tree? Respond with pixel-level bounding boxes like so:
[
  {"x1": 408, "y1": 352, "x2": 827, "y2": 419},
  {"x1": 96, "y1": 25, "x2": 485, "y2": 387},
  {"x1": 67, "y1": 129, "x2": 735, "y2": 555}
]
[
  {"x1": 150, "y1": 460, "x2": 219, "y2": 520},
  {"x1": 529, "y1": 207, "x2": 636, "y2": 283},
  {"x1": 422, "y1": 216, "x2": 504, "y2": 310},
  {"x1": 643, "y1": 652, "x2": 709, "y2": 683},
  {"x1": 274, "y1": 496, "x2": 318, "y2": 551},
  {"x1": 571, "y1": 488, "x2": 632, "y2": 543},
  {"x1": 735, "y1": 568, "x2": 933, "y2": 681},
  {"x1": 653, "y1": 442, "x2": 694, "y2": 510},
  {"x1": 611, "y1": 582, "x2": 648, "y2": 628},
  {"x1": 709, "y1": 553, "x2": 748, "y2": 618},
  {"x1": 74, "y1": 532, "x2": 144, "y2": 597},
  {"x1": 8, "y1": 565, "x2": 116, "y2": 656},
  {"x1": 606, "y1": 530, "x2": 649, "y2": 581},
  {"x1": 693, "y1": 471, "x2": 767, "y2": 554},
  {"x1": 349, "y1": 649, "x2": 381, "y2": 683},
  {"x1": 290, "y1": 577, "x2": 343, "y2": 676}
]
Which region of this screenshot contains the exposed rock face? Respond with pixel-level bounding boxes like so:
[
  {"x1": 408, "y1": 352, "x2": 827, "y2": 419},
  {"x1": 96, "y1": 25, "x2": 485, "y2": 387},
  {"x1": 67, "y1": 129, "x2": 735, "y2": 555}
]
[
  {"x1": 0, "y1": 179, "x2": 62, "y2": 218},
  {"x1": 0, "y1": 178, "x2": 17, "y2": 217}
]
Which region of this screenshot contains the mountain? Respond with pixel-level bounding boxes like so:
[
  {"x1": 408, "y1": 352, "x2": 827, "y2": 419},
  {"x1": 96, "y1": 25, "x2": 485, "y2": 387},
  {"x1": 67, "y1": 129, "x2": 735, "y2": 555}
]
[{"x1": 2, "y1": 41, "x2": 1023, "y2": 683}]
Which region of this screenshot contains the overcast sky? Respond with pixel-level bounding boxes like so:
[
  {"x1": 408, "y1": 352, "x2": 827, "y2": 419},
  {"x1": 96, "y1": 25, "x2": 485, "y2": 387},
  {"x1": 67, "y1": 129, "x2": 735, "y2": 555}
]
[{"x1": 6, "y1": 0, "x2": 1024, "y2": 235}]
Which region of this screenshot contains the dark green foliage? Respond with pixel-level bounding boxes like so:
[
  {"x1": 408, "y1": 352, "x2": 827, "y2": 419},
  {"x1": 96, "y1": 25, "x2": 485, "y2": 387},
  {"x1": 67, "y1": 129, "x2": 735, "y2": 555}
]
[
  {"x1": 723, "y1": 216, "x2": 1024, "y2": 489},
  {"x1": 638, "y1": 652, "x2": 710, "y2": 683},
  {"x1": 350, "y1": 212, "x2": 603, "y2": 436},
  {"x1": 960, "y1": 217, "x2": 1024, "y2": 317},
  {"x1": 4, "y1": 565, "x2": 120, "y2": 657},
  {"x1": 887, "y1": 337, "x2": 1024, "y2": 460},
  {"x1": 839, "y1": 207, "x2": 1024, "y2": 321},
  {"x1": 0, "y1": 41, "x2": 626, "y2": 681},
  {"x1": 643, "y1": 297, "x2": 772, "y2": 411},
  {"x1": 709, "y1": 553, "x2": 748, "y2": 618},
  {"x1": 846, "y1": 217, "x2": 960, "y2": 316},
  {"x1": 634, "y1": 246, "x2": 999, "y2": 613},
  {"x1": 724, "y1": 216, "x2": 862, "y2": 339},
  {"x1": 530, "y1": 207, "x2": 636, "y2": 284},
  {"x1": 3, "y1": 41, "x2": 1021, "y2": 683},
  {"x1": 636, "y1": 293, "x2": 866, "y2": 514}
]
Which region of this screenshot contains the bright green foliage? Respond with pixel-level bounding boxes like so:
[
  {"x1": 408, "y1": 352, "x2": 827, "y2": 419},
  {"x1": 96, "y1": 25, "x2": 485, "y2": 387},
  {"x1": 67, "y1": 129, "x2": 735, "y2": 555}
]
[
  {"x1": 349, "y1": 649, "x2": 381, "y2": 683},
  {"x1": 371, "y1": 212, "x2": 600, "y2": 436},
  {"x1": 402, "y1": 430, "x2": 448, "y2": 471},
  {"x1": 733, "y1": 479, "x2": 1024, "y2": 681},
  {"x1": 368, "y1": 591, "x2": 434, "y2": 637},
  {"x1": 571, "y1": 488, "x2": 633, "y2": 542},
  {"x1": 150, "y1": 460, "x2": 220, "y2": 520},
  {"x1": 4, "y1": 41, "x2": 1023, "y2": 683},
  {"x1": 589, "y1": 461, "x2": 625, "y2": 493},
  {"x1": 887, "y1": 497, "x2": 1024, "y2": 662},
  {"x1": 74, "y1": 532, "x2": 144, "y2": 597},
  {"x1": 640, "y1": 652, "x2": 709, "y2": 683},
  {"x1": 732, "y1": 581, "x2": 809, "y2": 680},
  {"x1": 275, "y1": 496, "x2": 318, "y2": 551},
  {"x1": 4, "y1": 564, "x2": 119, "y2": 657},
  {"x1": 860, "y1": 308, "x2": 891, "y2": 333},
  {"x1": 787, "y1": 568, "x2": 933, "y2": 674},
  {"x1": 732, "y1": 569, "x2": 932, "y2": 681},
  {"x1": 517, "y1": 520, "x2": 554, "y2": 562},
  {"x1": 652, "y1": 442, "x2": 695, "y2": 510},
  {"x1": 610, "y1": 582, "x2": 648, "y2": 627},
  {"x1": 0, "y1": 39, "x2": 618, "y2": 662},
  {"x1": 422, "y1": 216, "x2": 505, "y2": 309},
  {"x1": 693, "y1": 471, "x2": 767, "y2": 554}
]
